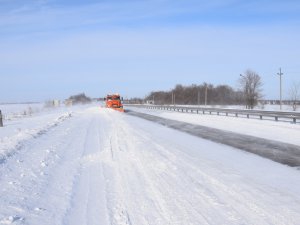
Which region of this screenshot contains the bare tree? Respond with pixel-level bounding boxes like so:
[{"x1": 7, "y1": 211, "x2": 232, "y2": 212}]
[
  {"x1": 289, "y1": 82, "x2": 300, "y2": 111},
  {"x1": 239, "y1": 69, "x2": 263, "y2": 109}
]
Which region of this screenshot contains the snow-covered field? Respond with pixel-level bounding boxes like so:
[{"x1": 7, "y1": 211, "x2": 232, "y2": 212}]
[
  {"x1": 0, "y1": 103, "x2": 44, "y2": 120},
  {"x1": 1, "y1": 104, "x2": 300, "y2": 225}
]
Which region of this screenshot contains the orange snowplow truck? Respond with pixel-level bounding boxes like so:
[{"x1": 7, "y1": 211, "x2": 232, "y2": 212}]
[{"x1": 104, "y1": 94, "x2": 125, "y2": 112}]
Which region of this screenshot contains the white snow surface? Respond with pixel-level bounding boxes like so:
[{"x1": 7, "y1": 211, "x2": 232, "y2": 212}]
[
  {"x1": 0, "y1": 103, "x2": 44, "y2": 120},
  {"x1": 0, "y1": 105, "x2": 300, "y2": 225},
  {"x1": 127, "y1": 106, "x2": 300, "y2": 146}
]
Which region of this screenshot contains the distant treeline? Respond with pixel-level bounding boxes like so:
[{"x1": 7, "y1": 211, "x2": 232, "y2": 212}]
[
  {"x1": 144, "y1": 83, "x2": 244, "y2": 105},
  {"x1": 68, "y1": 93, "x2": 92, "y2": 104}
]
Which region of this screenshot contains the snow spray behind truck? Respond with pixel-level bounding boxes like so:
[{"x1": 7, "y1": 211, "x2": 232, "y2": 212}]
[{"x1": 104, "y1": 94, "x2": 125, "y2": 112}]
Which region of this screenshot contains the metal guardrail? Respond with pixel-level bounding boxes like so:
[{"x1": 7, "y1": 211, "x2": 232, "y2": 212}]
[{"x1": 126, "y1": 104, "x2": 300, "y2": 123}]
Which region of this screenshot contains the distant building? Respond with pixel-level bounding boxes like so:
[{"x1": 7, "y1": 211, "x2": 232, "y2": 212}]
[
  {"x1": 64, "y1": 99, "x2": 73, "y2": 106},
  {"x1": 53, "y1": 100, "x2": 60, "y2": 107},
  {"x1": 45, "y1": 100, "x2": 61, "y2": 108}
]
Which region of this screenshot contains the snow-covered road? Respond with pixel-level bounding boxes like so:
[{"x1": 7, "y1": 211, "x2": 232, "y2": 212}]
[{"x1": 1, "y1": 106, "x2": 300, "y2": 225}]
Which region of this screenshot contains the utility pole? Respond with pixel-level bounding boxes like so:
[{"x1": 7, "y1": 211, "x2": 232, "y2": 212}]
[
  {"x1": 240, "y1": 74, "x2": 247, "y2": 109},
  {"x1": 174, "y1": 93, "x2": 176, "y2": 106},
  {"x1": 171, "y1": 92, "x2": 176, "y2": 106},
  {"x1": 205, "y1": 86, "x2": 207, "y2": 106},
  {"x1": 277, "y1": 68, "x2": 283, "y2": 110},
  {"x1": 0, "y1": 110, "x2": 3, "y2": 127}
]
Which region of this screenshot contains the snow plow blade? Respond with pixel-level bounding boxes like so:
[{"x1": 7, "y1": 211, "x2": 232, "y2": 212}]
[{"x1": 113, "y1": 108, "x2": 125, "y2": 112}]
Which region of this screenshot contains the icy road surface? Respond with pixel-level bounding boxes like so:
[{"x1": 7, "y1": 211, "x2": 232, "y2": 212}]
[{"x1": 1, "y1": 106, "x2": 300, "y2": 225}]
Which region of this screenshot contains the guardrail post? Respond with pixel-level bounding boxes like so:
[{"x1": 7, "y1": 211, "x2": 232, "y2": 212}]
[
  {"x1": 217, "y1": 112, "x2": 219, "y2": 116},
  {"x1": 235, "y1": 113, "x2": 238, "y2": 117},
  {"x1": 203, "y1": 110, "x2": 205, "y2": 114},
  {"x1": 293, "y1": 117, "x2": 296, "y2": 123},
  {"x1": 260, "y1": 115, "x2": 263, "y2": 120},
  {"x1": 0, "y1": 110, "x2": 3, "y2": 127},
  {"x1": 275, "y1": 116, "x2": 278, "y2": 121},
  {"x1": 226, "y1": 112, "x2": 228, "y2": 116},
  {"x1": 247, "y1": 114, "x2": 249, "y2": 119},
  {"x1": 197, "y1": 110, "x2": 198, "y2": 114},
  {"x1": 209, "y1": 111, "x2": 212, "y2": 115}
]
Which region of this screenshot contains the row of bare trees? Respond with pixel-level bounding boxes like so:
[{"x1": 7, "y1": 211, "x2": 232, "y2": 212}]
[
  {"x1": 145, "y1": 70, "x2": 265, "y2": 107},
  {"x1": 68, "y1": 93, "x2": 92, "y2": 104},
  {"x1": 144, "y1": 69, "x2": 299, "y2": 110},
  {"x1": 145, "y1": 83, "x2": 244, "y2": 105}
]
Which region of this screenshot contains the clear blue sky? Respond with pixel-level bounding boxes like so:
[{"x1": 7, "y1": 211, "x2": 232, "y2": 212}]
[{"x1": 1, "y1": 0, "x2": 300, "y2": 102}]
